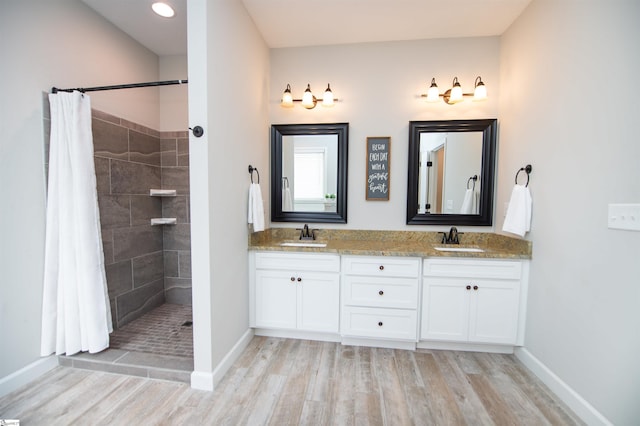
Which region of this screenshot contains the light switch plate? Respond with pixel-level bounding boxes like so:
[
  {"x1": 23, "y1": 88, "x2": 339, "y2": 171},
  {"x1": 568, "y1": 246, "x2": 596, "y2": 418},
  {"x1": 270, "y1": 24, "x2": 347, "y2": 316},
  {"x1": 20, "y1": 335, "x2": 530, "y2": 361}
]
[{"x1": 608, "y1": 203, "x2": 640, "y2": 231}]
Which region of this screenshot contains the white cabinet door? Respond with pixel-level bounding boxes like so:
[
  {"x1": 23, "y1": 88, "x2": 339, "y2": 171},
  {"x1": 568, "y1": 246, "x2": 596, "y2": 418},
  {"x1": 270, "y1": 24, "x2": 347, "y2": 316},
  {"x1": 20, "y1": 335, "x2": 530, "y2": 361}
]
[
  {"x1": 298, "y1": 272, "x2": 340, "y2": 333},
  {"x1": 422, "y1": 277, "x2": 521, "y2": 345},
  {"x1": 255, "y1": 270, "x2": 297, "y2": 329},
  {"x1": 421, "y1": 278, "x2": 470, "y2": 341},
  {"x1": 469, "y1": 279, "x2": 520, "y2": 345},
  {"x1": 255, "y1": 269, "x2": 339, "y2": 333}
]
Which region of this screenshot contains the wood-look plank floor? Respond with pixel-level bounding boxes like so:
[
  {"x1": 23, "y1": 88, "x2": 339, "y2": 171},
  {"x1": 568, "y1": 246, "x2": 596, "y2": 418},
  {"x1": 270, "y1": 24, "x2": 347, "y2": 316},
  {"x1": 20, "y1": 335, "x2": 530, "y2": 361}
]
[{"x1": 0, "y1": 337, "x2": 583, "y2": 425}]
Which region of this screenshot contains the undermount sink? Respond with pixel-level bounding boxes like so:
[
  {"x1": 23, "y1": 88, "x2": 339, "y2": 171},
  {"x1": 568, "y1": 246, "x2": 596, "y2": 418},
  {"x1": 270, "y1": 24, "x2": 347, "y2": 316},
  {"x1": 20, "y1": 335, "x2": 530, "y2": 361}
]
[
  {"x1": 280, "y1": 241, "x2": 328, "y2": 248},
  {"x1": 434, "y1": 246, "x2": 485, "y2": 253}
]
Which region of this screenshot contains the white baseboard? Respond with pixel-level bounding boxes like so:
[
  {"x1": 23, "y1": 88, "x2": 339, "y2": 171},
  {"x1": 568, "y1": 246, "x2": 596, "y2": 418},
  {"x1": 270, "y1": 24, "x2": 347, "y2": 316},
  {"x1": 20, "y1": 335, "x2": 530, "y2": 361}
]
[
  {"x1": 514, "y1": 347, "x2": 612, "y2": 426},
  {"x1": 0, "y1": 356, "x2": 58, "y2": 398},
  {"x1": 254, "y1": 328, "x2": 340, "y2": 343},
  {"x1": 342, "y1": 336, "x2": 416, "y2": 351},
  {"x1": 417, "y1": 340, "x2": 514, "y2": 354},
  {"x1": 190, "y1": 328, "x2": 254, "y2": 391}
]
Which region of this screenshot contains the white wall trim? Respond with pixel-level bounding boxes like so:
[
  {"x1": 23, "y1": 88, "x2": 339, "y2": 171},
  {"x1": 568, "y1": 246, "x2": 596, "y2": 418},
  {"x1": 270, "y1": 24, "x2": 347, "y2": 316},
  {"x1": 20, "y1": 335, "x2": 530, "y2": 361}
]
[
  {"x1": 0, "y1": 356, "x2": 58, "y2": 398},
  {"x1": 514, "y1": 347, "x2": 613, "y2": 426},
  {"x1": 190, "y1": 328, "x2": 254, "y2": 391}
]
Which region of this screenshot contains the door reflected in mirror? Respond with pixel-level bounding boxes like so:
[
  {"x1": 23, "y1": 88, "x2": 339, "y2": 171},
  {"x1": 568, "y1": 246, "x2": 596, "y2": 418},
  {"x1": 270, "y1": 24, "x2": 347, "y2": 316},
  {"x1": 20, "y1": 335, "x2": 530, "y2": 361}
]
[
  {"x1": 419, "y1": 132, "x2": 482, "y2": 214},
  {"x1": 407, "y1": 119, "x2": 497, "y2": 226},
  {"x1": 282, "y1": 134, "x2": 338, "y2": 213}
]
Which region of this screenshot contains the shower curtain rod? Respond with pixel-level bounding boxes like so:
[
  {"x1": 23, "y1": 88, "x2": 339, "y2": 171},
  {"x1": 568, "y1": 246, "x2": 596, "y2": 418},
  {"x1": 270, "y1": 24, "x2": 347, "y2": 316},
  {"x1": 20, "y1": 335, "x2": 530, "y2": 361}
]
[{"x1": 51, "y1": 79, "x2": 188, "y2": 94}]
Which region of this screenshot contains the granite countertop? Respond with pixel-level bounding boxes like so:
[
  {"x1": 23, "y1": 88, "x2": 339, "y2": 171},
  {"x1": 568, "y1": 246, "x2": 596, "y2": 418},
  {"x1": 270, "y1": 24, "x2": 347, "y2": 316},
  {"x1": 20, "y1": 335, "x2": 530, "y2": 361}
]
[{"x1": 249, "y1": 229, "x2": 532, "y2": 260}]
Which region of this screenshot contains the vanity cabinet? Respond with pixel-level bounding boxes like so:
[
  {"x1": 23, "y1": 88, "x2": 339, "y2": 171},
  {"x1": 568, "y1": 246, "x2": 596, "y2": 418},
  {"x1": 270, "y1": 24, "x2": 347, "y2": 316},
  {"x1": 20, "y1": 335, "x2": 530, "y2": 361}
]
[
  {"x1": 254, "y1": 252, "x2": 340, "y2": 333},
  {"x1": 421, "y1": 258, "x2": 527, "y2": 346},
  {"x1": 341, "y1": 256, "x2": 421, "y2": 343}
]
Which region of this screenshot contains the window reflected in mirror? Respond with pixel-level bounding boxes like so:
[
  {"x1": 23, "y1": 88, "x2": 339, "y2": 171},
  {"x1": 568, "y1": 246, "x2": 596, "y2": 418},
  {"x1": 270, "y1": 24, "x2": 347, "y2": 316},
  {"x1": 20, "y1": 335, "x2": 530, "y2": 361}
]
[
  {"x1": 282, "y1": 134, "x2": 338, "y2": 213},
  {"x1": 271, "y1": 123, "x2": 348, "y2": 223}
]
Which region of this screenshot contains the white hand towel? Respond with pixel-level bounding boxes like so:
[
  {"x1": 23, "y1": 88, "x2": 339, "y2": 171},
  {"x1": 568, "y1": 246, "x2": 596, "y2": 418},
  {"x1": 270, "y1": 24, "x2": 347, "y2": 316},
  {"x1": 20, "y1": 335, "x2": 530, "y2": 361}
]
[
  {"x1": 283, "y1": 187, "x2": 293, "y2": 211},
  {"x1": 502, "y1": 185, "x2": 532, "y2": 237},
  {"x1": 248, "y1": 183, "x2": 265, "y2": 232},
  {"x1": 460, "y1": 189, "x2": 474, "y2": 214}
]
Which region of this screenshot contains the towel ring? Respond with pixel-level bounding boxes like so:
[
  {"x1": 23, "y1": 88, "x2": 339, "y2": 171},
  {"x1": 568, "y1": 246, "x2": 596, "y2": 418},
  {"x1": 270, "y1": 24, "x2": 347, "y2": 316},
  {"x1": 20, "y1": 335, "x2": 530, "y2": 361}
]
[
  {"x1": 515, "y1": 164, "x2": 532, "y2": 187},
  {"x1": 467, "y1": 175, "x2": 478, "y2": 190},
  {"x1": 248, "y1": 165, "x2": 260, "y2": 184}
]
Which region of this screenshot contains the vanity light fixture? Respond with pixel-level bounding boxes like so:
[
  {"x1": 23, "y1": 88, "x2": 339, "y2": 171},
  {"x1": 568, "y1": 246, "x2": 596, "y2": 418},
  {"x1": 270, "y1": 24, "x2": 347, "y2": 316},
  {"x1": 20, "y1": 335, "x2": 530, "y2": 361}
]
[
  {"x1": 152, "y1": 2, "x2": 175, "y2": 18},
  {"x1": 280, "y1": 84, "x2": 337, "y2": 109},
  {"x1": 422, "y1": 76, "x2": 488, "y2": 105}
]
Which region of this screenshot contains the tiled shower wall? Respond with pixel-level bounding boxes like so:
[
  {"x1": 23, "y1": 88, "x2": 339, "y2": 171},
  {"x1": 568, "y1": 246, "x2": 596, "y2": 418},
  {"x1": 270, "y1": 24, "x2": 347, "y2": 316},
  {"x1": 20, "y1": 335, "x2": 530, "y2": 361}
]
[{"x1": 43, "y1": 96, "x2": 191, "y2": 330}]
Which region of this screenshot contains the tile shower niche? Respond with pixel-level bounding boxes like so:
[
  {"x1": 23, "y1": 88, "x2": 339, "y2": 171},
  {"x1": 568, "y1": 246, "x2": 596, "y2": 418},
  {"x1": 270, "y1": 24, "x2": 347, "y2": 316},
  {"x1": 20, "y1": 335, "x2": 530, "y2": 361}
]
[{"x1": 43, "y1": 98, "x2": 192, "y2": 330}]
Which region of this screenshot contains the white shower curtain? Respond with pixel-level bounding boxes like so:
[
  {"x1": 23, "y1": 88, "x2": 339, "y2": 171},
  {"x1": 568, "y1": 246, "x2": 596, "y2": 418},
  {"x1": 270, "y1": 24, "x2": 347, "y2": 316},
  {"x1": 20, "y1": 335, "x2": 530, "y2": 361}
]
[{"x1": 41, "y1": 91, "x2": 112, "y2": 356}]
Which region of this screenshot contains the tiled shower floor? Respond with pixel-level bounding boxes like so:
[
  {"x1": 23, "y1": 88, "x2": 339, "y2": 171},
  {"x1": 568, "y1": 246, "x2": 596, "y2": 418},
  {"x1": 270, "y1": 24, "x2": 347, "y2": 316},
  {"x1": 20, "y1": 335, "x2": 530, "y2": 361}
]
[
  {"x1": 110, "y1": 303, "x2": 193, "y2": 358},
  {"x1": 59, "y1": 303, "x2": 194, "y2": 383}
]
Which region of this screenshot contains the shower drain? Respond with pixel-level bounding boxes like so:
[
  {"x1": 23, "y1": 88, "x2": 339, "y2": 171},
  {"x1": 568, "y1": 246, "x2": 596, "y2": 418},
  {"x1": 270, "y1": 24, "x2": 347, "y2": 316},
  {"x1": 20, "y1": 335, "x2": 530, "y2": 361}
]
[{"x1": 181, "y1": 321, "x2": 193, "y2": 327}]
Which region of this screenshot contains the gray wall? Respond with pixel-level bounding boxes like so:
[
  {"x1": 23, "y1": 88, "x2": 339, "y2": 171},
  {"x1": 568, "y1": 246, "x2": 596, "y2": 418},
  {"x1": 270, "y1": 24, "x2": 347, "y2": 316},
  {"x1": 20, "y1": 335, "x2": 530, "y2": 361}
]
[
  {"x1": 0, "y1": 0, "x2": 160, "y2": 380},
  {"x1": 188, "y1": 0, "x2": 269, "y2": 387},
  {"x1": 499, "y1": 1, "x2": 640, "y2": 424}
]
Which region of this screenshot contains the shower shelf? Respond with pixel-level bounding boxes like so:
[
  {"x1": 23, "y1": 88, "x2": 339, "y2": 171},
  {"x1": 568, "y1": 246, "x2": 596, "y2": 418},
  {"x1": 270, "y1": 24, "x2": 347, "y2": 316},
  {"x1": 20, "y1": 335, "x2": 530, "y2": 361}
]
[
  {"x1": 150, "y1": 189, "x2": 177, "y2": 197},
  {"x1": 151, "y1": 218, "x2": 177, "y2": 226}
]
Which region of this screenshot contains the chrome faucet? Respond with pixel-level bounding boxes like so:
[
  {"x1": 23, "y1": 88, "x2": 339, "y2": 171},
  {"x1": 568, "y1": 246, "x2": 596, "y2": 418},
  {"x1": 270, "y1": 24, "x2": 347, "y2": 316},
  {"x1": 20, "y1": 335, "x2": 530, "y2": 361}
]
[
  {"x1": 441, "y1": 226, "x2": 463, "y2": 244},
  {"x1": 297, "y1": 224, "x2": 316, "y2": 240}
]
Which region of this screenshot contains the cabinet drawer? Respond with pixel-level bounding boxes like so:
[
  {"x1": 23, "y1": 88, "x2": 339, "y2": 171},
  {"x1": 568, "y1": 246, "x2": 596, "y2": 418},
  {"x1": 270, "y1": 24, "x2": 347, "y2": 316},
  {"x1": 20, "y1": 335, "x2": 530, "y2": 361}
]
[
  {"x1": 343, "y1": 276, "x2": 419, "y2": 309},
  {"x1": 342, "y1": 256, "x2": 420, "y2": 277},
  {"x1": 341, "y1": 306, "x2": 417, "y2": 341},
  {"x1": 255, "y1": 252, "x2": 340, "y2": 272},
  {"x1": 423, "y1": 258, "x2": 522, "y2": 280}
]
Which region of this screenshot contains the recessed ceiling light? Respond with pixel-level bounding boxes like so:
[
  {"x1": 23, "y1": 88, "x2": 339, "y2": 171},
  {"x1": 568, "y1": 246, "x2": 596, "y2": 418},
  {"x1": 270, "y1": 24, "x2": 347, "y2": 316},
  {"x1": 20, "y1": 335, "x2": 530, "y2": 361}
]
[{"x1": 152, "y1": 2, "x2": 175, "y2": 18}]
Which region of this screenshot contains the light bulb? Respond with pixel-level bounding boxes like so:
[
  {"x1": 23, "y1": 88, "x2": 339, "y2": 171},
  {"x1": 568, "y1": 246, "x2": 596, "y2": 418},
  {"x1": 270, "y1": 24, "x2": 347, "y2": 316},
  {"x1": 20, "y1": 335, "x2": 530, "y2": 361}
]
[
  {"x1": 426, "y1": 78, "x2": 440, "y2": 102},
  {"x1": 473, "y1": 76, "x2": 487, "y2": 101},
  {"x1": 301, "y1": 84, "x2": 316, "y2": 109},
  {"x1": 152, "y1": 2, "x2": 175, "y2": 18},
  {"x1": 281, "y1": 84, "x2": 294, "y2": 108},
  {"x1": 322, "y1": 84, "x2": 334, "y2": 107},
  {"x1": 450, "y1": 77, "x2": 463, "y2": 103}
]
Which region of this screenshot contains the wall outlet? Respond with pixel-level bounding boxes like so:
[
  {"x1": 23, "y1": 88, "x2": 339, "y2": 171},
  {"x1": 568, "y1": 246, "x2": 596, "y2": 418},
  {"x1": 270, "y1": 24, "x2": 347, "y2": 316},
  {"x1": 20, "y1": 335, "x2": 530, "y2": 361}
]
[{"x1": 608, "y1": 203, "x2": 640, "y2": 231}]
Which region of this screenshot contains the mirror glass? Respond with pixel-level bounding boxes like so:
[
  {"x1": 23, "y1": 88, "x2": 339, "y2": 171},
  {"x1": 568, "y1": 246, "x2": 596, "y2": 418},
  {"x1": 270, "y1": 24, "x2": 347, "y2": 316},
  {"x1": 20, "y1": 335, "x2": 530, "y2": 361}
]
[
  {"x1": 271, "y1": 123, "x2": 348, "y2": 223},
  {"x1": 407, "y1": 119, "x2": 497, "y2": 226}
]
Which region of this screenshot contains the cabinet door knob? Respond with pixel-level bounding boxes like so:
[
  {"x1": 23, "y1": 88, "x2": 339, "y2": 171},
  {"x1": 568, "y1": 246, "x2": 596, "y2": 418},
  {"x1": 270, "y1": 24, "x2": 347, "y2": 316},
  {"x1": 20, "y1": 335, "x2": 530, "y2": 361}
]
[
  {"x1": 473, "y1": 285, "x2": 478, "y2": 290},
  {"x1": 378, "y1": 290, "x2": 384, "y2": 296},
  {"x1": 378, "y1": 321, "x2": 383, "y2": 327},
  {"x1": 297, "y1": 277, "x2": 302, "y2": 282},
  {"x1": 466, "y1": 285, "x2": 471, "y2": 290},
  {"x1": 291, "y1": 277, "x2": 295, "y2": 282},
  {"x1": 379, "y1": 265, "x2": 384, "y2": 271}
]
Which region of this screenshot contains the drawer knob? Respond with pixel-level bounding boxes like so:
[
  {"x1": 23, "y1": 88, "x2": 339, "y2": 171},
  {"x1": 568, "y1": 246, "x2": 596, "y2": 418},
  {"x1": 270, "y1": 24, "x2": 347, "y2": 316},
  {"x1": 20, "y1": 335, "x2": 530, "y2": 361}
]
[
  {"x1": 297, "y1": 277, "x2": 302, "y2": 282},
  {"x1": 473, "y1": 285, "x2": 478, "y2": 290},
  {"x1": 466, "y1": 285, "x2": 471, "y2": 290},
  {"x1": 378, "y1": 321, "x2": 383, "y2": 327},
  {"x1": 378, "y1": 290, "x2": 384, "y2": 296},
  {"x1": 291, "y1": 277, "x2": 295, "y2": 282},
  {"x1": 379, "y1": 265, "x2": 384, "y2": 271}
]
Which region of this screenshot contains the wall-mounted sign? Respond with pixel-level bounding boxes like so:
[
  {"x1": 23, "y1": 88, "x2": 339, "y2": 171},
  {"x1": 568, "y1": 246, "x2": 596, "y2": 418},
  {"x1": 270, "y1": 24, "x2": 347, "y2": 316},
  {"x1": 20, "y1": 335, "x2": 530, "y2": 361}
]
[{"x1": 366, "y1": 136, "x2": 390, "y2": 201}]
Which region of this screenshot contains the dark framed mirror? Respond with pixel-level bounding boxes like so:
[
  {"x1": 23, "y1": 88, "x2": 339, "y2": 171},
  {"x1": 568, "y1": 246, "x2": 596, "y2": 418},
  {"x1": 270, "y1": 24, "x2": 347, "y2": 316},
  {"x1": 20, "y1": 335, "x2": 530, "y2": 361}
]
[
  {"x1": 407, "y1": 119, "x2": 497, "y2": 226},
  {"x1": 271, "y1": 123, "x2": 348, "y2": 223}
]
